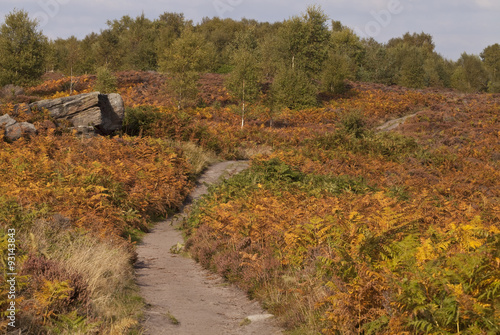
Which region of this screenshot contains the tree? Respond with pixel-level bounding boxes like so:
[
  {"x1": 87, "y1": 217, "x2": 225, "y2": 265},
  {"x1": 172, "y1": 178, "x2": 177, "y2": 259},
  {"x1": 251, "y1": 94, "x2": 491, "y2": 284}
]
[
  {"x1": 95, "y1": 66, "x2": 117, "y2": 94},
  {"x1": 158, "y1": 12, "x2": 186, "y2": 40},
  {"x1": 423, "y1": 54, "x2": 453, "y2": 88},
  {"x1": 383, "y1": 31, "x2": 443, "y2": 89},
  {"x1": 358, "y1": 38, "x2": 396, "y2": 85},
  {"x1": 324, "y1": 21, "x2": 364, "y2": 93},
  {"x1": 392, "y1": 44, "x2": 427, "y2": 88},
  {"x1": 330, "y1": 21, "x2": 365, "y2": 67},
  {"x1": 94, "y1": 14, "x2": 158, "y2": 71},
  {"x1": 118, "y1": 14, "x2": 158, "y2": 71},
  {"x1": 272, "y1": 65, "x2": 317, "y2": 110},
  {"x1": 0, "y1": 9, "x2": 47, "y2": 86},
  {"x1": 480, "y1": 44, "x2": 500, "y2": 92},
  {"x1": 91, "y1": 28, "x2": 123, "y2": 71},
  {"x1": 451, "y1": 53, "x2": 489, "y2": 93},
  {"x1": 268, "y1": 6, "x2": 328, "y2": 110},
  {"x1": 277, "y1": 5, "x2": 330, "y2": 77},
  {"x1": 79, "y1": 32, "x2": 100, "y2": 74},
  {"x1": 387, "y1": 32, "x2": 435, "y2": 53},
  {"x1": 258, "y1": 32, "x2": 282, "y2": 79},
  {"x1": 48, "y1": 36, "x2": 83, "y2": 75},
  {"x1": 226, "y1": 29, "x2": 261, "y2": 128},
  {"x1": 321, "y1": 52, "x2": 354, "y2": 94},
  {"x1": 155, "y1": 12, "x2": 188, "y2": 55},
  {"x1": 196, "y1": 17, "x2": 246, "y2": 72},
  {"x1": 159, "y1": 28, "x2": 215, "y2": 109}
]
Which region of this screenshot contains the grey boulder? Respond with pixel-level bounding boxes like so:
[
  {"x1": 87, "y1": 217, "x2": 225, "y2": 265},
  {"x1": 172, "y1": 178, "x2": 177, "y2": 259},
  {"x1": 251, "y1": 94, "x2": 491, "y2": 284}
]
[
  {"x1": 4, "y1": 122, "x2": 37, "y2": 142},
  {"x1": 30, "y1": 92, "x2": 124, "y2": 135}
]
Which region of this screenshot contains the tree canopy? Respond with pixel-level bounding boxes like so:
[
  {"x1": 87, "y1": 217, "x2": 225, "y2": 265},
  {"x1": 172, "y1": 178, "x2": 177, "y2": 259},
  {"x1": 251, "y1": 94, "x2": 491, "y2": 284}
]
[
  {"x1": 0, "y1": 7, "x2": 499, "y2": 96},
  {"x1": 0, "y1": 9, "x2": 47, "y2": 86}
]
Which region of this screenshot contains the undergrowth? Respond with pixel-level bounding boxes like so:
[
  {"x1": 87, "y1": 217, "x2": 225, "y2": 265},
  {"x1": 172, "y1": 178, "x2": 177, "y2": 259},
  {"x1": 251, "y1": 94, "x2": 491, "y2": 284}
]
[
  {"x1": 184, "y1": 157, "x2": 500, "y2": 334},
  {"x1": 2, "y1": 72, "x2": 499, "y2": 334},
  {"x1": 0, "y1": 128, "x2": 199, "y2": 333}
]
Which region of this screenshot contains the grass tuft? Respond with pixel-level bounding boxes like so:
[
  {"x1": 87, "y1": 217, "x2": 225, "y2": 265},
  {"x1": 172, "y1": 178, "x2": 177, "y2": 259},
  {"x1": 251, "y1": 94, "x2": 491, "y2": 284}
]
[{"x1": 166, "y1": 311, "x2": 180, "y2": 325}]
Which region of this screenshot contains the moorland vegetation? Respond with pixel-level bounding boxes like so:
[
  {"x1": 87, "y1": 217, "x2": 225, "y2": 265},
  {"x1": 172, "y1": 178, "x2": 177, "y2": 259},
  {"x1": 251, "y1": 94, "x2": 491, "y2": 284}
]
[{"x1": 1, "y1": 6, "x2": 499, "y2": 334}]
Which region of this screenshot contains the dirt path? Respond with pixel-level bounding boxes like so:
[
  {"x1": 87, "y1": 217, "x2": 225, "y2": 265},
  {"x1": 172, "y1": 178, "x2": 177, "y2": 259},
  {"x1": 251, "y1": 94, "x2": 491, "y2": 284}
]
[
  {"x1": 135, "y1": 161, "x2": 284, "y2": 335},
  {"x1": 376, "y1": 113, "x2": 417, "y2": 131}
]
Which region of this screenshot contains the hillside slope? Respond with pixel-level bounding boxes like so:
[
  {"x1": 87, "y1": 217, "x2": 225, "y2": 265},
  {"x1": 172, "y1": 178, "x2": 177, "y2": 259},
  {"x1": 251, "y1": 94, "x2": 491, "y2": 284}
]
[{"x1": 1, "y1": 72, "x2": 499, "y2": 334}]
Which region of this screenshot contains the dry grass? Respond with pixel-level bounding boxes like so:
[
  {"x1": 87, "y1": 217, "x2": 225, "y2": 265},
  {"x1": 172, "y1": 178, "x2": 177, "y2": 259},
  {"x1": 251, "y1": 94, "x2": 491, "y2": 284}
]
[
  {"x1": 240, "y1": 144, "x2": 274, "y2": 159},
  {"x1": 169, "y1": 140, "x2": 219, "y2": 176},
  {"x1": 23, "y1": 218, "x2": 143, "y2": 334},
  {"x1": 52, "y1": 236, "x2": 137, "y2": 319}
]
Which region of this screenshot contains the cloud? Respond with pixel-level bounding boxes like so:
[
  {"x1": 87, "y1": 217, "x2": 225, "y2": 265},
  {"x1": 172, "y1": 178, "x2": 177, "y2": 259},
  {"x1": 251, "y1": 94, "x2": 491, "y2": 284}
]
[{"x1": 475, "y1": 0, "x2": 500, "y2": 9}]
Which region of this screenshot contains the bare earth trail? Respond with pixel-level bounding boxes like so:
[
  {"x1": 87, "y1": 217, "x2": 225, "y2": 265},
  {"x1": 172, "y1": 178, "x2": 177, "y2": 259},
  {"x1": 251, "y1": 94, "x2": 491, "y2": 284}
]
[{"x1": 135, "y1": 161, "x2": 284, "y2": 335}]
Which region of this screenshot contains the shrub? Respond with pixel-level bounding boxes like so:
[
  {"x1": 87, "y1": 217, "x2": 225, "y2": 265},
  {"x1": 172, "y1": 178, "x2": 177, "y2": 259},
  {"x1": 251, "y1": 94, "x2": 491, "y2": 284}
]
[
  {"x1": 122, "y1": 106, "x2": 164, "y2": 136},
  {"x1": 340, "y1": 110, "x2": 366, "y2": 138},
  {"x1": 95, "y1": 66, "x2": 117, "y2": 94},
  {"x1": 315, "y1": 126, "x2": 419, "y2": 161}
]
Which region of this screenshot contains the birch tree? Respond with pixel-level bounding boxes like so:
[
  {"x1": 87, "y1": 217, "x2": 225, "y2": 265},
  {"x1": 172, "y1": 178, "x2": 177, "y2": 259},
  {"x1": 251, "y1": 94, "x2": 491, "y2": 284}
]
[{"x1": 160, "y1": 28, "x2": 215, "y2": 109}]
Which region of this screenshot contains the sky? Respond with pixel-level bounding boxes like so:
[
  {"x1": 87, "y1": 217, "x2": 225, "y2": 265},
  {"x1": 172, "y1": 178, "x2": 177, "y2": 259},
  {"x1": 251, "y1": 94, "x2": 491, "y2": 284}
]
[{"x1": 0, "y1": 0, "x2": 499, "y2": 61}]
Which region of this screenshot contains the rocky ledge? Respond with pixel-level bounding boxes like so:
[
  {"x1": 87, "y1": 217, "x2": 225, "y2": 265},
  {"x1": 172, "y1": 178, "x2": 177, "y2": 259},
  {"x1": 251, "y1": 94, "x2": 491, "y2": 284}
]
[{"x1": 1, "y1": 92, "x2": 124, "y2": 142}]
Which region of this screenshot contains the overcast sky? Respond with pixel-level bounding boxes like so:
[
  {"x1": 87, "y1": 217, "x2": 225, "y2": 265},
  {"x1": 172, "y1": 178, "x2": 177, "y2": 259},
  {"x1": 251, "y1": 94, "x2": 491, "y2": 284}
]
[{"x1": 1, "y1": 0, "x2": 499, "y2": 60}]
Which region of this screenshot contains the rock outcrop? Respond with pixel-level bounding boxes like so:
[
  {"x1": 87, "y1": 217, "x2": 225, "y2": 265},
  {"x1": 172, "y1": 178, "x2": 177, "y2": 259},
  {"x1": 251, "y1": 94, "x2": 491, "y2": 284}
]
[
  {"x1": 0, "y1": 114, "x2": 16, "y2": 128},
  {"x1": 0, "y1": 114, "x2": 37, "y2": 142},
  {"x1": 5, "y1": 122, "x2": 38, "y2": 142},
  {"x1": 30, "y1": 92, "x2": 124, "y2": 135},
  {"x1": 1, "y1": 92, "x2": 125, "y2": 142}
]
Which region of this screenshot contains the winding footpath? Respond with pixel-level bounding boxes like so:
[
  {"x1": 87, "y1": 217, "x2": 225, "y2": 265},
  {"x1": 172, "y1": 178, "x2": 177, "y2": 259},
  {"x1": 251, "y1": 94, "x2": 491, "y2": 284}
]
[{"x1": 135, "y1": 161, "x2": 284, "y2": 335}]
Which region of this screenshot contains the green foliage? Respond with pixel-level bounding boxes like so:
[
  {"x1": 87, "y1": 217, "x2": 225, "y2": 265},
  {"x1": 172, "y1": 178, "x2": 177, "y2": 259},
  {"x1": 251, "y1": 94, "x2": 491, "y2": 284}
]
[
  {"x1": 35, "y1": 280, "x2": 74, "y2": 322},
  {"x1": 160, "y1": 28, "x2": 215, "y2": 109},
  {"x1": 272, "y1": 65, "x2": 318, "y2": 109},
  {"x1": 196, "y1": 17, "x2": 247, "y2": 71},
  {"x1": 226, "y1": 30, "x2": 261, "y2": 101},
  {"x1": 226, "y1": 30, "x2": 262, "y2": 127},
  {"x1": 387, "y1": 185, "x2": 410, "y2": 201},
  {"x1": 481, "y1": 43, "x2": 500, "y2": 92},
  {"x1": 156, "y1": 12, "x2": 187, "y2": 49},
  {"x1": 321, "y1": 52, "x2": 354, "y2": 94},
  {"x1": 340, "y1": 110, "x2": 366, "y2": 138},
  {"x1": 384, "y1": 219, "x2": 500, "y2": 334},
  {"x1": 94, "y1": 66, "x2": 117, "y2": 93},
  {"x1": 120, "y1": 14, "x2": 159, "y2": 71},
  {"x1": 329, "y1": 22, "x2": 365, "y2": 69},
  {"x1": 91, "y1": 29, "x2": 123, "y2": 71},
  {"x1": 423, "y1": 53, "x2": 454, "y2": 88},
  {"x1": 200, "y1": 158, "x2": 370, "y2": 204},
  {"x1": 122, "y1": 106, "x2": 164, "y2": 136},
  {"x1": 315, "y1": 126, "x2": 420, "y2": 161},
  {"x1": 92, "y1": 14, "x2": 159, "y2": 71},
  {"x1": 258, "y1": 33, "x2": 282, "y2": 79},
  {"x1": 77, "y1": 33, "x2": 100, "y2": 74},
  {"x1": 358, "y1": 39, "x2": 396, "y2": 85},
  {"x1": 251, "y1": 158, "x2": 305, "y2": 184},
  {"x1": 360, "y1": 32, "x2": 452, "y2": 90},
  {"x1": 399, "y1": 47, "x2": 427, "y2": 88},
  {"x1": 52, "y1": 310, "x2": 99, "y2": 334},
  {"x1": 0, "y1": 196, "x2": 50, "y2": 230},
  {"x1": 389, "y1": 44, "x2": 427, "y2": 88},
  {"x1": 34, "y1": 8, "x2": 478, "y2": 93},
  {"x1": 387, "y1": 32, "x2": 435, "y2": 53},
  {"x1": 451, "y1": 53, "x2": 489, "y2": 92},
  {"x1": 0, "y1": 9, "x2": 47, "y2": 86},
  {"x1": 48, "y1": 36, "x2": 84, "y2": 75},
  {"x1": 276, "y1": 5, "x2": 330, "y2": 77}
]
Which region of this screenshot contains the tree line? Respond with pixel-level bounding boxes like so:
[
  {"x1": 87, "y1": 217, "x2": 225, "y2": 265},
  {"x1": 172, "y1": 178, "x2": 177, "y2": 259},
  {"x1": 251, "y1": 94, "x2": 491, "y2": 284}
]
[{"x1": 1, "y1": 7, "x2": 500, "y2": 107}]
